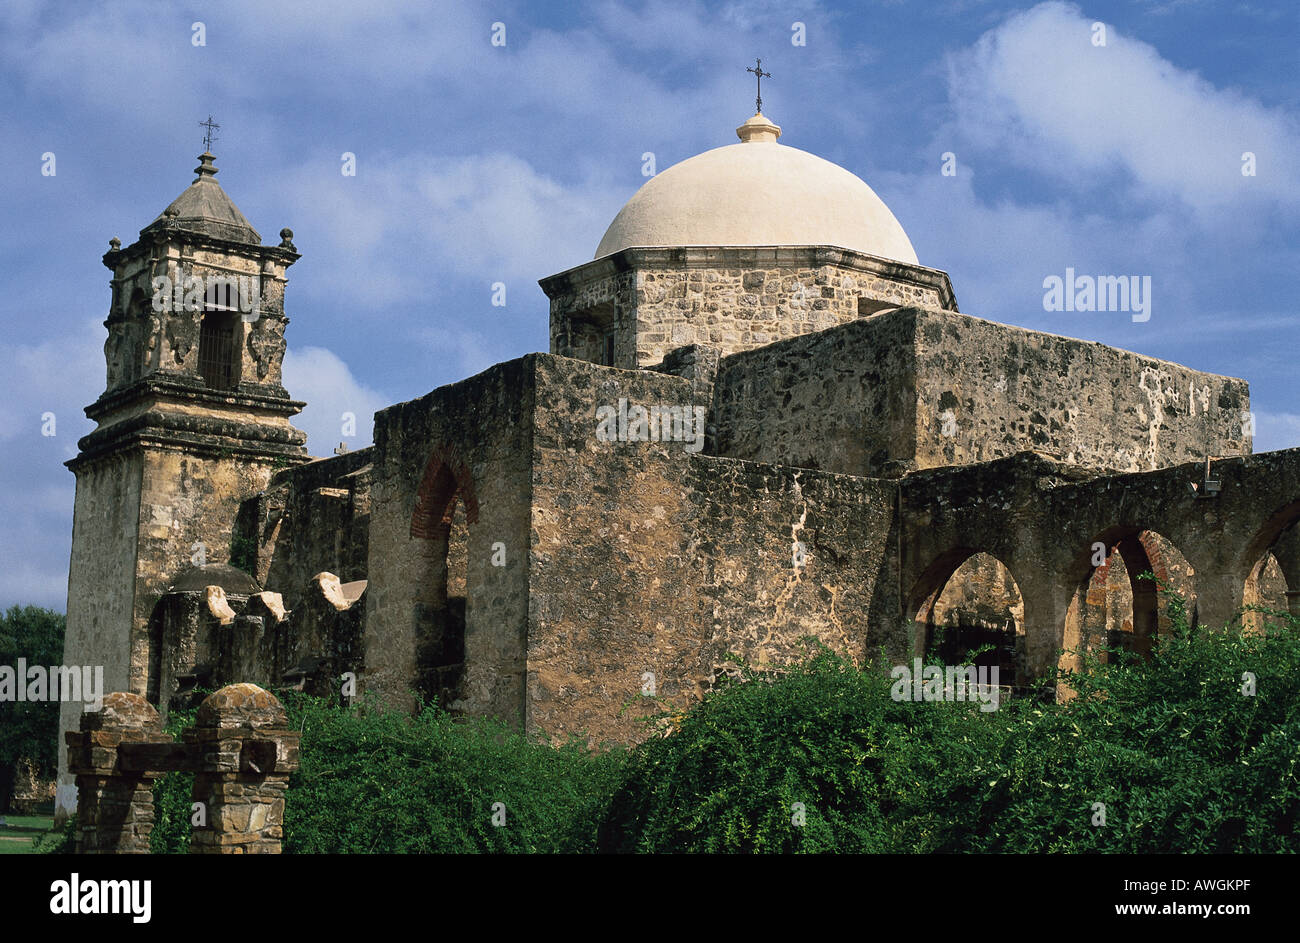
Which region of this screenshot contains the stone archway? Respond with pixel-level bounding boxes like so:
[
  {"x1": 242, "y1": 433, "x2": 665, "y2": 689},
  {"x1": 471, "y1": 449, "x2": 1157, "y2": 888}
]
[
  {"x1": 1242, "y1": 504, "x2": 1300, "y2": 633},
  {"x1": 410, "y1": 450, "x2": 479, "y2": 709},
  {"x1": 1060, "y1": 528, "x2": 1196, "y2": 680},
  {"x1": 908, "y1": 548, "x2": 1026, "y2": 693}
]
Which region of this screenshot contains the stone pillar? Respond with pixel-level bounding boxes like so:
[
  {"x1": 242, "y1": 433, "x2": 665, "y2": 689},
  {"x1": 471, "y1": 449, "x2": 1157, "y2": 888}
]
[
  {"x1": 65, "y1": 692, "x2": 170, "y2": 854},
  {"x1": 186, "y1": 683, "x2": 299, "y2": 854}
]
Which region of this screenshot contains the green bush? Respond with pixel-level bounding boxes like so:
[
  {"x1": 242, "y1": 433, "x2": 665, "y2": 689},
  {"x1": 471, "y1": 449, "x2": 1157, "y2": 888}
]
[
  {"x1": 282, "y1": 691, "x2": 626, "y2": 853},
  {"x1": 106, "y1": 583, "x2": 1300, "y2": 854},
  {"x1": 599, "y1": 645, "x2": 1007, "y2": 853},
  {"x1": 940, "y1": 594, "x2": 1300, "y2": 853},
  {"x1": 33, "y1": 815, "x2": 76, "y2": 854},
  {"x1": 150, "y1": 700, "x2": 200, "y2": 854},
  {"x1": 600, "y1": 590, "x2": 1300, "y2": 854}
]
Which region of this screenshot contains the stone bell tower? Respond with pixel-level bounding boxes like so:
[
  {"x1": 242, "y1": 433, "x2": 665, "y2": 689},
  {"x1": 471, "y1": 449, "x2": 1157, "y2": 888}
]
[{"x1": 57, "y1": 151, "x2": 309, "y2": 818}]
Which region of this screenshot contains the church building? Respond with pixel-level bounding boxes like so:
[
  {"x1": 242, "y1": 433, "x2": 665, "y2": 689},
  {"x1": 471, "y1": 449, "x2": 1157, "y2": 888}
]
[{"x1": 57, "y1": 108, "x2": 1300, "y2": 817}]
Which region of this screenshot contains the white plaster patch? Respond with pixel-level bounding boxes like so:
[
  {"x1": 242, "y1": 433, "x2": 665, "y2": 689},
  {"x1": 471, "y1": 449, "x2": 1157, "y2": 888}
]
[{"x1": 1137, "y1": 366, "x2": 1173, "y2": 470}]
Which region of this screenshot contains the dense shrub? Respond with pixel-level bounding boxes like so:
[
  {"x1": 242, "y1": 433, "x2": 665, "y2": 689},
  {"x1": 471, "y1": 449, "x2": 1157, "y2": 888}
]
[
  {"x1": 603, "y1": 592, "x2": 1300, "y2": 853},
  {"x1": 32, "y1": 815, "x2": 75, "y2": 853},
  {"x1": 103, "y1": 585, "x2": 1300, "y2": 854},
  {"x1": 599, "y1": 645, "x2": 1007, "y2": 852},
  {"x1": 150, "y1": 700, "x2": 199, "y2": 854},
  {"x1": 938, "y1": 596, "x2": 1300, "y2": 853},
  {"x1": 282, "y1": 692, "x2": 626, "y2": 853}
]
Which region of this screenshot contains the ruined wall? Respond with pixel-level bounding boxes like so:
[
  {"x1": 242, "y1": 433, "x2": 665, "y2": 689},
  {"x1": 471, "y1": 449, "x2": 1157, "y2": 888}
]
[
  {"x1": 148, "y1": 575, "x2": 363, "y2": 718},
  {"x1": 526, "y1": 354, "x2": 900, "y2": 746},
  {"x1": 911, "y1": 309, "x2": 1251, "y2": 473},
  {"x1": 542, "y1": 247, "x2": 955, "y2": 370},
  {"x1": 712, "y1": 306, "x2": 1251, "y2": 479},
  {"x1": 248, "y1": 448, "x2": 373, "y2": 611},
  {"x1": 134, "y1": 450, "x2": 284, "y2": 688},
  {"x1": 711, "y1": 312, "x2": 918, "y2": 476},
  {"x1": 365, "y1": 357, "x2": 535, "y2": 720}
]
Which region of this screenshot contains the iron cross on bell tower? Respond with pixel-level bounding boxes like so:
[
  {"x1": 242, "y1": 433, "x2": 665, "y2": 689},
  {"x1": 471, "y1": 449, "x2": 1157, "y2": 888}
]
[
  {"x1": 199, "y1": 115, "x2": 220, "y2": 151},
  {"x1": 747, "y1": 58, "x2": 772, "y2": 114}
]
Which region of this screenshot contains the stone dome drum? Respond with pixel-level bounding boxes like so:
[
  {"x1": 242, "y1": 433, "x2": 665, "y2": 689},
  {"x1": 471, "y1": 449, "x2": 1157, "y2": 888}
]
[{"x1": 594, "y1": 113, "x2": 919, "y2": 265}]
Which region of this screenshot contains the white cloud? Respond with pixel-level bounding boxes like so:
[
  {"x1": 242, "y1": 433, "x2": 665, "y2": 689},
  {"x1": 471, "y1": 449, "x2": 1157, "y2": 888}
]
[
  {"x1": 416, "y1": 326, "x2": 501, "y2": 382},
  {"x1": 282, "y1": 346, "x2": 389, "y2": 457},
  {"x1": 947, "y1": 1, "x2": 1300, "y2": 213},
  {"x1": 1253, "y1": 412, "x2": 1300, "y2": 455},
  {"x1": 276, "y1": 151, "x2": 625, "y2": 307},
  {"x1": 0, "y1": 323, "x2": 101, "y2": 449}
]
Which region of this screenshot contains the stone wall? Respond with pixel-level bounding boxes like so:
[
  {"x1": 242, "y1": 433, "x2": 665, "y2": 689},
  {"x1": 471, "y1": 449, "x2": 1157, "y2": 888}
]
[
  {"x1": 712, "y1": 306, "x2": 1251, "y2": 478},
  {"x1": 247, "y1": 447, "x2": 373, "y2": 611},
  {"x1": 712, "y1": 311, "x2": 917, "y2": 476},
  {"x1": 68, "y1": 686, "x2": 299, "y2": 854},
  {"x1": 910, "y1": 309, "x2": 1251, "y2": 473},
  {"x1": 146, "y1": 574, "x2": 363, "y2": 717},
  {"x1": 525, "y1": 354, "x2": 901, "y2": 745},
  {"x1": 542, "y1": 246, "x2": 956, "y2": 370},
  {"x1": 60, "y1": 451, "x2": 144, "y2": 815},
  {"x1": 134, "y1": 451, "x2": 286, "y2": 688},
  {"x1": 365, "y1": 356, "x2": 536, "y2": 719}
]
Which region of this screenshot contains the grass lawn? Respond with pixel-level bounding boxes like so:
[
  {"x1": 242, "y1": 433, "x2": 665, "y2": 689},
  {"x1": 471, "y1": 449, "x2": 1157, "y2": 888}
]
[{"x1": 0, "y1": 815, "x2": 56, "y2": 854}]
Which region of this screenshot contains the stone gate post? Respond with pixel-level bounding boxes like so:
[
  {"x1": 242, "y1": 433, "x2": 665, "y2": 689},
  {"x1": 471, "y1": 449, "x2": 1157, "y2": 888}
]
[
  {"x1": 186, "y1": 683, "x2": 300, "y2": 854},
  {"x1": 65, "y1": 692, "x2": 171, "y2": 854}
]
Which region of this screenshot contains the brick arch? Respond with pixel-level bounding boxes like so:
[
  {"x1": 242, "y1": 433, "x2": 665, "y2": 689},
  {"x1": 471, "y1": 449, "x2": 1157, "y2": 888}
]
[
  {"x1": 410, "y1": 451, "x2": 479, "y2": 540},
  {"x1": 1062, "y1": 525, "x2": 1173, "y2": 593},
  {"x1": 1060, "y1": 526, "x2": 1193, "y2": 678}
]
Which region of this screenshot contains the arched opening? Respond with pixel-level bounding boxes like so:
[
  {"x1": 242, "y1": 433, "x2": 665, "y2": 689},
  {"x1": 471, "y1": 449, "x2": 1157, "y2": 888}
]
[
  {"x1": 1243, "y1": 513, "x2": 1300, "y2": 633},
  {"x1": 1061, "y1": 529, "x2": 1195, "y2": 678},
  {"x1": 910, "y1": 550, "x2": 1024, "y2": 695},
  {"x1": 197, "y1": 309, "x2": 242, "y2": 391},
  {"x1": 561, "y1": 301, "x2": 618, "y2": 366},
  {"x1": 411, "y1": 453, "x2": 479, "y2": 710}
]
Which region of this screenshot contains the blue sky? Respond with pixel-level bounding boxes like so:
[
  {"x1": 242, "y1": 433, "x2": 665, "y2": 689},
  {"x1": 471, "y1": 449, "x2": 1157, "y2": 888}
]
[{"x1": 1, "y1": 0, "x2": 1297, "y2": 610}]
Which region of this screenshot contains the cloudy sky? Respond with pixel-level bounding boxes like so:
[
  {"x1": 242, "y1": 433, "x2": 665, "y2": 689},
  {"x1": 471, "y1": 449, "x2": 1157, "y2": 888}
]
[{"x1": 1, "y1": 0, "x2": 1296, "y2": 610}]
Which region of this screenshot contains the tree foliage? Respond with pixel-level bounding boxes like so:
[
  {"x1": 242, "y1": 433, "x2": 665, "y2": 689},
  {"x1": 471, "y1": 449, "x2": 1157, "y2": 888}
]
[{"x1": 0, "y1": 606, "x2": 65, "y2": 816}]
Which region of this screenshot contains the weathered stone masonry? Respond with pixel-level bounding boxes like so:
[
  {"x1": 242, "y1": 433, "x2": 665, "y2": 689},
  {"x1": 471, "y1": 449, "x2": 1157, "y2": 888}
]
[{"x1": 60, "y1": 120, "x2": 1300, "y2": 821}]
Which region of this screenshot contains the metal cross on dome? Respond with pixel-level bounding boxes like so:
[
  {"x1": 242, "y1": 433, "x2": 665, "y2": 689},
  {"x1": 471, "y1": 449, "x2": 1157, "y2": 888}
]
[
  {"x1": 199, "y1": 115, "x2": 220, "y2": 151},
  {"x1": 746, "y1": 58, "x2": 771, "y2": 114}
]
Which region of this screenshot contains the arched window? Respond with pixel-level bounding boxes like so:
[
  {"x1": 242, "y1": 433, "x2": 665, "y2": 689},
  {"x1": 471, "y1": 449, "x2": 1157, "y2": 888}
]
[
  {"x1": 411, "y1": 454, "x2": 479, "y2": 709},
  {"x1": 198, "y1": 310, "x2": 241, "y2": 390}
]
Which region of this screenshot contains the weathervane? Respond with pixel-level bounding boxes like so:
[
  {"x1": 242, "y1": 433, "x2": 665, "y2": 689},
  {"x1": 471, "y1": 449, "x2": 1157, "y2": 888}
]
[
  {"x1": 746, "y1": 58, "x2": 771, "y2": 114},
  {"x1": 199, "y1": 115, "x2": 220, "y2": 151}
]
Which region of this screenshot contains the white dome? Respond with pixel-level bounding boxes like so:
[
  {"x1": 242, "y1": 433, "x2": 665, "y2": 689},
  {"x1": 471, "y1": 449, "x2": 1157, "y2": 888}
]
[{"x1": 594, "y1": 114, "x2": 918, "y2": 265}]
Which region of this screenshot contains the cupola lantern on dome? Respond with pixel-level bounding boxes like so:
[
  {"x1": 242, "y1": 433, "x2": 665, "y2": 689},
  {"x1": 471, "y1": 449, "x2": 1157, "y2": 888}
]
[{"x1": 735, "y1": 112, "x2": 781, "y2": 143}]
